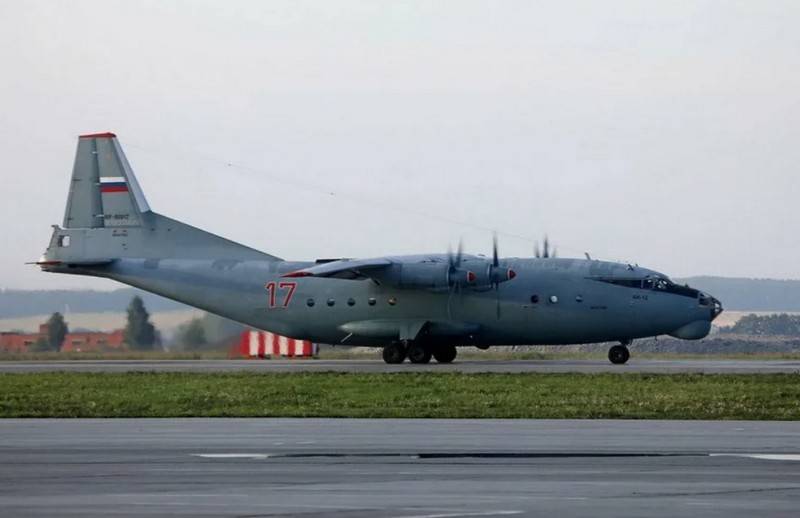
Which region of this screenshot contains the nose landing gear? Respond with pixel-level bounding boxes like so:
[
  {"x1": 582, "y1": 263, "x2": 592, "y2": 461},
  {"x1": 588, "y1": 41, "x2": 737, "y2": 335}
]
[{"x1": 608, "y1": 341, "x2": 631, "y2": 365}]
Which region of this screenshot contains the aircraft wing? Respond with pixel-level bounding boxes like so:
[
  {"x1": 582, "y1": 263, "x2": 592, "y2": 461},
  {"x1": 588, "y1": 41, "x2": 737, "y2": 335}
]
[{"x1": 283, "y1": 258, "x2": 393, "y2": 280}]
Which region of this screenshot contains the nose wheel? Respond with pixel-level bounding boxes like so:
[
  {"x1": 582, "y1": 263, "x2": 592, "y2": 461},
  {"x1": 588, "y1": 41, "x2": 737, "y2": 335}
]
[{"x1": 608, "y1": 344, "x2": 630, "y2": 365}]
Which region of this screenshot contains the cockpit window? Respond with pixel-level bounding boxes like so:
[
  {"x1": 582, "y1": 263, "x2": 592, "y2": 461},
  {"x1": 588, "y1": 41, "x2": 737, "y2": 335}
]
[
  {"x1": 591, "y1": 276, "x2": 699, "y2": 299},
  {"x1": 598, "y1": 278, "x2": 645, "y2": 289}
]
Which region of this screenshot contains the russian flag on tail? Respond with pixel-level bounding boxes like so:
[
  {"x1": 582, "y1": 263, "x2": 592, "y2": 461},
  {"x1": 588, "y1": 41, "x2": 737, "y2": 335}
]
[{"x1": 100, "y1": 176, "x2": 129, "y2": 193}]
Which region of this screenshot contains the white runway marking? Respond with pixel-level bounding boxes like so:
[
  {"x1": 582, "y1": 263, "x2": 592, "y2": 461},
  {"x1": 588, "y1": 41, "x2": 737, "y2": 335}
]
[
  {"x1": 711, "y1": 453, "x2": 800, "y2": 461},
  {"x1": 192, "y1": 453, "x2": 271, "y2": 459},
  {"x1": 394, "y1": 512, "x2": 523, "y2": 518}
]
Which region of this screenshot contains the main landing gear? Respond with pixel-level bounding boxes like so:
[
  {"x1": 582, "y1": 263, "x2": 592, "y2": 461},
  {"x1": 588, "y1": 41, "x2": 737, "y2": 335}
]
[
  {"x1": 608, "y1": 340, "x2": 631, "y2": 365},
  {"x1": 432, "y1": 344, "x2": 457, "y2": 364},
  {"x1": 381, "y1": 342, "x2": 457, "y2": 364},
  {"x1": 382, "y1": 342, "x2": 407, "y2": 364},
  {"x1": 408, "y1": 342, "x2": 432, "y2": 364}
]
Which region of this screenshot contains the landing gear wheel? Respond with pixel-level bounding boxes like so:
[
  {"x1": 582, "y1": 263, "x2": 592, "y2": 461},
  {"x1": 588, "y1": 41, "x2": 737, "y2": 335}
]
[
  {"x1": 433, "y1": 345, "x2": 457, "y2": 364},
  {"x1": 408, "y1": 343, "x2": 432, "y2": 364},
  {"x1": 608, "y1": 345, "x2": 630, "y2": 365},
  {"x1": 383, "y1": 342, "x2": 407, "y2": 364}
]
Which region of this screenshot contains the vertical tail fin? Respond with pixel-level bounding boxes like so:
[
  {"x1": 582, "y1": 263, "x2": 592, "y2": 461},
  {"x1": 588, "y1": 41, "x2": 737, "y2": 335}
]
[
  {"x1": 40, "y1": 132, "x2": 280, "y2": 266},
  {"x1": 63, "y1": 132, "x2": 150, "y2": 229}
]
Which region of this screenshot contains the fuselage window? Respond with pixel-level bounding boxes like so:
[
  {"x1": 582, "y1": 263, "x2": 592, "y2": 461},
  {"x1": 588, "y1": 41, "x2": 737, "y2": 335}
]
[
  {"x1": 575, "y1": 295, "x2": 583, "y2": 303},
  {"x1": 327, "y1": 298, "x2": 335, "y2": 307},
  {"x1": 530, "y1": 295, "x2": 539, "y2": 304},
  {"x1": 306, "y1": 298, "x2": 315, "y2": 307},
  {"x1": 347, "y1": 298, "x2": 355, "y2": 306},
  {"x1": 549, "y1": 295, "x2": 559, "y2": 304},
  {"x1": 368, "y1": 297, "x2": 377, "y2": 306},
  {"x1": 388, "y1": 297, "x2": 397, "y2": 306}
]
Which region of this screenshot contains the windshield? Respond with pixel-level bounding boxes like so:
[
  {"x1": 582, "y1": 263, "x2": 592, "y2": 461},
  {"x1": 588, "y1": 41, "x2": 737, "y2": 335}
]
[{"x1": 593, "y1": 276, "x2": 699, "y2": 298}]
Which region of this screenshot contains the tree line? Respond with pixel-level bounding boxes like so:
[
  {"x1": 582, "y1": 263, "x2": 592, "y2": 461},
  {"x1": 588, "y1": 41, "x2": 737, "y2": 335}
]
[
  {"x1": 724, "y1": 313, "x2": 800, "y2": 336},
  {"x1": 33, "y1": 296, "x2": 160, "y2": 351}
]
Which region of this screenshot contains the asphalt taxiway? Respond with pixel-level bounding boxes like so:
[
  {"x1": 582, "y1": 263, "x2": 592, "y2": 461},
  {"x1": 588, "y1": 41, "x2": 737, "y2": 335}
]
[
  {"x1": 1, "y1": 419, "x2": 799, "y2": 517},
  {"x1": 1, "y1": 358, "x2": 799, "y2": 373}
]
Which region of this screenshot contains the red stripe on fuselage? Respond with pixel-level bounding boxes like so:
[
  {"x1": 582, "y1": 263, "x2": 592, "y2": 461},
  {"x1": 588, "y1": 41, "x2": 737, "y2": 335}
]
[{"x1": 101, "y1": 185, "x2": 129, "y2": 193}]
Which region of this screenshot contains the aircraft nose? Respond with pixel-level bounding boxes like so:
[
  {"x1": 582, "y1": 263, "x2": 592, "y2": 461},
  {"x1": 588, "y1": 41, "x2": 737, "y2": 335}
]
[
  {"x1": 700, "y1": 292, "x2": 723, "y2": 321},
  {"x1": 711, "y1": 296, "x2": 723, "y2": 321},
  {"x1": 669, "y1": 290, "x2": 722, "y2": 340}
]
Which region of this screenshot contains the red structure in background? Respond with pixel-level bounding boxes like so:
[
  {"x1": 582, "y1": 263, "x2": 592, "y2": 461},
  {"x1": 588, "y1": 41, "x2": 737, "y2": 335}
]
[
  {"x1": 0, "y1": 324, "x2": 126, "y2": 353},
  {"x1": 232, "y1": 330, "x2": 317, "y2": 359},
  {"x1": 61, "y1": 329, "x2": 125, "y2": 352},
  {"x1": 0, "y1": 331, "x2": 40, "y2": 353}
]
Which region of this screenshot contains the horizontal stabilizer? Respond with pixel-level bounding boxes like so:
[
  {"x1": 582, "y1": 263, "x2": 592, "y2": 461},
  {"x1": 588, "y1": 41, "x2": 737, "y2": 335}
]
[{"x1": 32, "y1": 258, "x2": 114, "y2": 269}]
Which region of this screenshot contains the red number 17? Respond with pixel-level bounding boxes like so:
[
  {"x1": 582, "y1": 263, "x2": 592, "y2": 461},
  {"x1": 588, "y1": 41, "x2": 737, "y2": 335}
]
[{"x1": 265, "y1": 281, "x2": 297, "y2": 308}]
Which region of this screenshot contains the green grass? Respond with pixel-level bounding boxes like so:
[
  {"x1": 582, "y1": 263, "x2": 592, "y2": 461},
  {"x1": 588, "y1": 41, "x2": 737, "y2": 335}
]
[
  {"x1": 4, "y1": 349, "x2": 800, "y2": 362},
  {"x1": 0, "y1": 350, "x2": 230, "y2": 361},
  {"x1": 319, "y1": 349, "x2": 800, "y2": 361},
  {"x1": 1, "y1": 372, "x2": 799, "y2": 419}
]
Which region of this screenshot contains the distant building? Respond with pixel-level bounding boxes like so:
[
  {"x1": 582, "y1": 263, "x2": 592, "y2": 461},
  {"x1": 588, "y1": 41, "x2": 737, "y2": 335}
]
[
  {"x1": 61, "y1": 329, "x2": 125, "y2": 352},
  {"x1": 0, "y1": 332, "x2": 39, "y2": 352},
  {"x1": 0, "y1": 323, "x2": 126, "y2": 353}
]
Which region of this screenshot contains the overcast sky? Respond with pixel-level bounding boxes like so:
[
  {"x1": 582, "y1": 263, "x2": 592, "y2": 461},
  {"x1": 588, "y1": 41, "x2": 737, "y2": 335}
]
[{"x1": 1, "y1": 0, "x2": 798, "y2": 291}]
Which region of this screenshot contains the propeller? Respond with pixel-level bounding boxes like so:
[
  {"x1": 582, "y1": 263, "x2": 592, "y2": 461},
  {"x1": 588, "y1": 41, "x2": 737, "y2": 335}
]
[
  {"x1": 446, "y1": 239, "x2": 473, "y2": 319},
  {"x1": 488, "y1": 233, "x2": 517, "y2": 319},
  {"x1": 534, "y1": 235, "x2": 557, "y2": 258},
  {"x1": 492, "y1": 234, "x2": 501, "y2": 318},
  {"x1": 447, "y1": 239, "x2": 476, "y2": 285},
  {"x1": 444, "y1": 237, "x2": 517, "y2": 320}
]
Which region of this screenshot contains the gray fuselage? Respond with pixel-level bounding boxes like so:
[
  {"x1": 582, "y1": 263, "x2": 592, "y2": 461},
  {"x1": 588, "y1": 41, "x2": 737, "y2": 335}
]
[
  {"x1": 41, "y1": 132, "x2": 721, "y2": 351},
  {"x1": 64, "y1": 254, "x2": 719, "y2": 347}
]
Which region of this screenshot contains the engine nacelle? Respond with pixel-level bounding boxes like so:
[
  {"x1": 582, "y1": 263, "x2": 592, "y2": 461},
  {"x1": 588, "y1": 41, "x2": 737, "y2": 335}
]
[
  {"x1": 469, "y1": 263, "x2": 517, "y2": 290},
  {"x1": 378, "y1": 260, "x2": 515, "y2": 292},
  {"x1": 392, "y1": 263, "x2": 476, "y2": 291}
]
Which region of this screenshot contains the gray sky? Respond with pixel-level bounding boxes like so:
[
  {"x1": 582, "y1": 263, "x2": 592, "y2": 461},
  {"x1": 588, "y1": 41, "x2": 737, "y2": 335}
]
[{"x1": 1, "y1": 0, "x2": 798, "y2": 291}]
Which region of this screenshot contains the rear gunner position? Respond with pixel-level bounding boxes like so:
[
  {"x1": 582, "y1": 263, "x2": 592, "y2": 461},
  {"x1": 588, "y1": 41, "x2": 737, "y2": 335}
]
[{"x1": 37, "y1": 133, "x2": 723, "y2": 364}]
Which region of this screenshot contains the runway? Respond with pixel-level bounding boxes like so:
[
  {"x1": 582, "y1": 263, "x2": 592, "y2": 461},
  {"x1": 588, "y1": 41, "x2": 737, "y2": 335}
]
[
  {"x1": 1, "y1": 419, "x2": 799, "y2": 517},
  {"x1": 1, "y1": 358, "x2": 800, "y2": 373}
]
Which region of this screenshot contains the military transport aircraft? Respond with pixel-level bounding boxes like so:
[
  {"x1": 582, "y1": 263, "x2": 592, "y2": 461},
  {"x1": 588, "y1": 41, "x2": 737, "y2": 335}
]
[{"x1": 37, "y1": 133, "x2": 723, "y2": 364}]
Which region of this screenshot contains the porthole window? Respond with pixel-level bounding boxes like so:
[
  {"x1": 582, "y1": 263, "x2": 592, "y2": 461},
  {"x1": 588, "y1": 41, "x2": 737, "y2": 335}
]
[
  {"x1": 347, "y1": 298, "x2": 355, "y2": 306},
  {"x1": 549, "y1": 295, "x2": 559, "y2": 304},
  {"x1": 388, "y1": 297, "x2": 397, "y2": 306},
  {"x1": 306, "y1": 298, "x2": 315, "y2": 307},
  {"x1": 368, "y1": 297, "x2": 377, "y2": 306},
  {"x1": 575, "y1": 295, "x2": 583, "y2": 303},
  {"x1": 327, "y1": 298, "x2": 335, "y2": 307},
  {"x1": 530, "y1": 295, "x2": 539, "y2": 304}
]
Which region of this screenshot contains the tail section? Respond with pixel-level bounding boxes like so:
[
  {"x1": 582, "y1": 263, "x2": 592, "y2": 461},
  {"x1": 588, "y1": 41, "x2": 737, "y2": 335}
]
[
  {"x1": 63, "y1": 132, "x2": 149, "y2": 229},
  {"x1": 41, "y1": 132, "x2": 279, "y2": 267}
]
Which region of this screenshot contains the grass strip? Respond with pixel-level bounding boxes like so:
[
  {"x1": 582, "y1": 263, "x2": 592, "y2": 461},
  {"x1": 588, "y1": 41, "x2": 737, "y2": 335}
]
[
  {"x1": 5, "y1": 350, "x2": 800, "y2": 361},
  {"x1": 1, "y1": 372, "x2": 799, "y2": 420}
]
